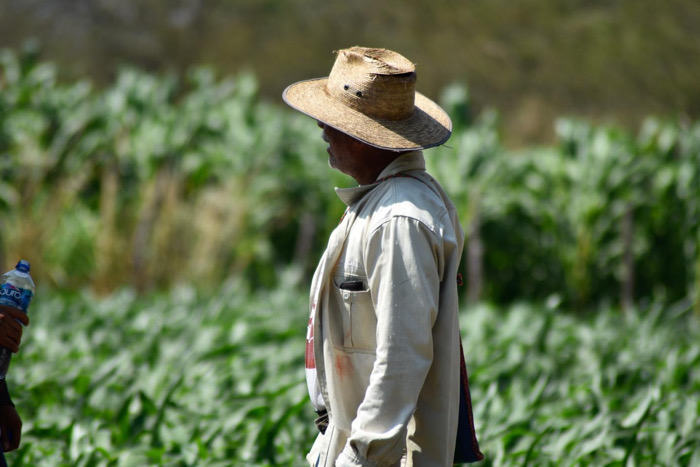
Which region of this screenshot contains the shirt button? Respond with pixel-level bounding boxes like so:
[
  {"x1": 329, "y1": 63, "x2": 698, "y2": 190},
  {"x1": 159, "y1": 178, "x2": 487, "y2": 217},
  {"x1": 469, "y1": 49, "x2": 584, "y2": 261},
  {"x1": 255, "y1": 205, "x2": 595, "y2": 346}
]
[{"x1": 343, "y1": 293, "x2": 350, "y2": 300}]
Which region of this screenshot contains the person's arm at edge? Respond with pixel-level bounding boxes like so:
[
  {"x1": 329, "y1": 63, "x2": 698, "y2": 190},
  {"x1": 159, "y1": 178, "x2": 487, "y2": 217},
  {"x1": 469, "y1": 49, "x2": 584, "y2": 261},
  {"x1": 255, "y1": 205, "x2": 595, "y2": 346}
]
[
  {"x1": 0, "y1": 379, "x2": 12, "y2": 407},
  {"x1": 0, "y1": 378, "x2": 21, "y2": 452}
]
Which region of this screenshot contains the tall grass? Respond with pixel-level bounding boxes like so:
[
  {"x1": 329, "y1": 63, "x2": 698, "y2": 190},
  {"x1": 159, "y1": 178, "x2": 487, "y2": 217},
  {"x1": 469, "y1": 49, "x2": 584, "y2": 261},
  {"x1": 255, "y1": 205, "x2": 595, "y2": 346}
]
[{"x1": 2, "y1": 49, "x2": 700, "y2": 309}]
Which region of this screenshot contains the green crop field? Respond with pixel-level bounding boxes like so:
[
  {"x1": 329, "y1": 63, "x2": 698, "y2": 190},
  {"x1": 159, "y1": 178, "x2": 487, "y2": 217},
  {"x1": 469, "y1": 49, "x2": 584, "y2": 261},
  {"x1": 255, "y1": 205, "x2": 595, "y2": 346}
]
[
  {"x1": 2, "y1": 48, "x2": 700, "y2": 466},
  {"x1": 4, "y1": 284, "x2": 698, "y2": 466}
]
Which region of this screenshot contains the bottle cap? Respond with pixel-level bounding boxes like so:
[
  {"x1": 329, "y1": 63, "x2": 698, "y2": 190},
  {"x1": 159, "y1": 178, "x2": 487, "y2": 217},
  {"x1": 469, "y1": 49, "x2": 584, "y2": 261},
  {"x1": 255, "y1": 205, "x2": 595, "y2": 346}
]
[{"x1": 16, "y1": 260, "x2": 30, "y2": 273}]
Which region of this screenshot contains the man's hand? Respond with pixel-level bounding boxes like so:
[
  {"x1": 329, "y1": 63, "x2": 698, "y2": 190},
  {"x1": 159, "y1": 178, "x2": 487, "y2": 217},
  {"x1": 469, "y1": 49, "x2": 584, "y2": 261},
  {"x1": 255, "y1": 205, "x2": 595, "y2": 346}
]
[
  {"x1": 0, "y1": 405, "x2": 22, "y2": 451},
  {"x1": 0, "y1": 306, "x2": 29, "y2": 353}
]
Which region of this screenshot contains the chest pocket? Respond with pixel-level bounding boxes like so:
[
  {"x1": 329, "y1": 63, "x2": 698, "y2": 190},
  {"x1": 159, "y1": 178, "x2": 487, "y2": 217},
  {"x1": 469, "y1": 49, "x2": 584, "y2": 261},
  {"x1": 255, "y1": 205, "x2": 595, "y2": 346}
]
[{"x1": 332, "y1": 274, "x2": 376, "y2": 352}]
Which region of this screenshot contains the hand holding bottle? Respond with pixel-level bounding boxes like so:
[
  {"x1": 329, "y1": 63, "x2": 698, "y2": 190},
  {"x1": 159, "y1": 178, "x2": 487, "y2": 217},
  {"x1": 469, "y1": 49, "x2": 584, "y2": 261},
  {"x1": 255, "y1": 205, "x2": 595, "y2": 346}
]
[
  {"x1": 0, "y1": 260, "x2": 34, "y2": 379},
  {"x1": 0, "y1": 306, "x2": 28, "y2": 354}
]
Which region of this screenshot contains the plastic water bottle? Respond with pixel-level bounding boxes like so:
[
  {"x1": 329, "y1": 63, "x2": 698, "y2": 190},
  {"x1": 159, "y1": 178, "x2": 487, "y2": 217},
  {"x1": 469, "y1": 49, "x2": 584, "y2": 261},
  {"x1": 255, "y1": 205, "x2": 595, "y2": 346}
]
[{"x1": 0, "y1": 260, "x2": 34, "y2": 379}]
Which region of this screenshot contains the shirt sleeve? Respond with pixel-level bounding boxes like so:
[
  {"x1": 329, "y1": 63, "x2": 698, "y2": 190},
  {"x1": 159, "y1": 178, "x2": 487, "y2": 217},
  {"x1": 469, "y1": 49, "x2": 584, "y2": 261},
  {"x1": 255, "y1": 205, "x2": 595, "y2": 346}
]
[{"x1": 338, "y1": 215, "x2": 443, "y2": 466}]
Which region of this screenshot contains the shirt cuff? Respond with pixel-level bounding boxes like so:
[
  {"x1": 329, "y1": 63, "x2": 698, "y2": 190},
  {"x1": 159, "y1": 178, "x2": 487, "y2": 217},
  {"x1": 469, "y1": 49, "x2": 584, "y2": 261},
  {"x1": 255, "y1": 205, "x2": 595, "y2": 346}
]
[{"x1": 336, "y1": 445, "x2": 379, "y2": 467}]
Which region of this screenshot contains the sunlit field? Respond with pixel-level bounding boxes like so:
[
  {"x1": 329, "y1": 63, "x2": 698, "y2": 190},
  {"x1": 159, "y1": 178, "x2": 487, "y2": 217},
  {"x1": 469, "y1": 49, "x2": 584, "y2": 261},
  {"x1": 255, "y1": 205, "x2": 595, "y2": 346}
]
[{"x1": 5, "y1": 284, "x2": 698, "y2": 466}]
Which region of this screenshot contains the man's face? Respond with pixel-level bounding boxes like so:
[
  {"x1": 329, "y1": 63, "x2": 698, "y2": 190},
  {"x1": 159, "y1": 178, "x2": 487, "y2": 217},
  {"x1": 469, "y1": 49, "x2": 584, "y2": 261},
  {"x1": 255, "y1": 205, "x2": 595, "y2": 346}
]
[{"x1": 318, "y1": 122, "x2": 358, "y2": 175}]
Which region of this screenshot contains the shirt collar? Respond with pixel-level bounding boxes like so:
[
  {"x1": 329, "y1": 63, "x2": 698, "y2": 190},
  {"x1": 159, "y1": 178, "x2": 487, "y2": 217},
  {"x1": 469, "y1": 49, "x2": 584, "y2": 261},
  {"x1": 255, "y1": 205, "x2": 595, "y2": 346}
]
[{"x1": 334, "y1": 151, "x2": 426, "y2": 206}]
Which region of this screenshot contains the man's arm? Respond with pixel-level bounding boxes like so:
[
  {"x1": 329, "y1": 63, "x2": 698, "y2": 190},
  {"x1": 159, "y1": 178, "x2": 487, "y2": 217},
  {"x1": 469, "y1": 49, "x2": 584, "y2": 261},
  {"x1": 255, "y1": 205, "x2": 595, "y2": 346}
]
[
  {"x1": 0, "y1": 379, "x2": 12, "y2": 407},
  {"x1": 0, "y1": 379, "x2": 21, "y2": 452},
  {"x1": 0, "y1": 305, "x2": 28, "y2": 453},
  {"x1": 338, "y1": 216, "x2": 443, "y2": 466}
]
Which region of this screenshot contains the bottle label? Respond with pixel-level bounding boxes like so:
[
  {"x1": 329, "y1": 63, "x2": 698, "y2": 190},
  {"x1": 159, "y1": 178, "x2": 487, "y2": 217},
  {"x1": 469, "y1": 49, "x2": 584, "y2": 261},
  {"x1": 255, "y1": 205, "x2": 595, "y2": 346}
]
[{"x1": 0, "y1": 284, "x2": 32, "y2": 312}]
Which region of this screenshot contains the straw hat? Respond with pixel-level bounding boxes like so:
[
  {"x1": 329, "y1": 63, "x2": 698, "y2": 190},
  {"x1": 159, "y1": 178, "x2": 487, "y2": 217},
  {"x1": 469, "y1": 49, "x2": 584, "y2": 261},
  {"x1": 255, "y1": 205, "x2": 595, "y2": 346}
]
[{"x1": 282, "y1": 47, "x2": 452, "y2": 151}]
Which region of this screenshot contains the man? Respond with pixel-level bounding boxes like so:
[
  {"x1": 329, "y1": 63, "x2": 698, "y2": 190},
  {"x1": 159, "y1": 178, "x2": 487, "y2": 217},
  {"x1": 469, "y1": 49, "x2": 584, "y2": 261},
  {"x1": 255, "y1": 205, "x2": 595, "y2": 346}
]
[
  {"x1": 283, "y1": 47, "x2": 482, "y2": 466},
  {"x1": 0, "y1": 304, "x2": 28, "y2": 464}
]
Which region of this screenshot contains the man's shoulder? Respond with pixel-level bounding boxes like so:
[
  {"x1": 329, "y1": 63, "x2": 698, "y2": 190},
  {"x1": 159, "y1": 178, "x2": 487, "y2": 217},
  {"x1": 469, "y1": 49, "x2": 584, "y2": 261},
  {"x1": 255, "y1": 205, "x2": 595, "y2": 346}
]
[{"x1": 364, "y1": 174, "x2": 450, "y2": 234}]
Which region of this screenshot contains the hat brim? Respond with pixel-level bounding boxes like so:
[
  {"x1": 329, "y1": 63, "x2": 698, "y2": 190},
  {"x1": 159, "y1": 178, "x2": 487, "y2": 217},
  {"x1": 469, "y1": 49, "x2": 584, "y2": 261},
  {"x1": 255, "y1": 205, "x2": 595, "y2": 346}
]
[{"x1": 283, "y1": 78, "x2": 452, "y2": 151}]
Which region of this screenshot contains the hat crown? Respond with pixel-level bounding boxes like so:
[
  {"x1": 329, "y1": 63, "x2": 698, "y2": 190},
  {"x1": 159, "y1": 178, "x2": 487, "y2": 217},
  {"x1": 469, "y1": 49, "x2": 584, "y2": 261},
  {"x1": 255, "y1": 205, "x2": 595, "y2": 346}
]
[{"x1": 326, "y1": 47, "x2": 417, "y2": 121}]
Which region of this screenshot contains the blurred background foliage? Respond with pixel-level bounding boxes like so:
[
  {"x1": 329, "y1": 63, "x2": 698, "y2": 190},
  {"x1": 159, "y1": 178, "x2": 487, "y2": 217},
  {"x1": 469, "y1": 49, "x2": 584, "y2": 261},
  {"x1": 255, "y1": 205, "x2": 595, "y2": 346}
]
[
  {"x1": 2, "y1": 4, "x2": 699, "y2": 465},
  {"x1": 0, "y1": 0, "x2": 698, "y2": 146},
  {"x1": 1, "y1": 46, "x2": 699, "y2": 312},
  {"x1": 1, "y1": 0, "x2": 699, "y2": 311}
]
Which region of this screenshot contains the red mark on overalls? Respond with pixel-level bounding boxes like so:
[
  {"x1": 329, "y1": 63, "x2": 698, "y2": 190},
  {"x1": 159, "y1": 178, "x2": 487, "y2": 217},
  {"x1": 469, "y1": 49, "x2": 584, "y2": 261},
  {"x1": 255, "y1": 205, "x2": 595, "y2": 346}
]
[{"x1": 335, "y1": 355, "x2": 352, "y2": 380}]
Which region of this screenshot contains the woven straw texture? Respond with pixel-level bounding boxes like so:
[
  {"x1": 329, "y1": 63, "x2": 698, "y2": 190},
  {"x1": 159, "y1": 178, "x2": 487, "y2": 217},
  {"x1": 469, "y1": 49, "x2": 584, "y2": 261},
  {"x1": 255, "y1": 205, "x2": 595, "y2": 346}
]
[{"x1": 283, "y1": 47, "x2": 452, "y2": 151}]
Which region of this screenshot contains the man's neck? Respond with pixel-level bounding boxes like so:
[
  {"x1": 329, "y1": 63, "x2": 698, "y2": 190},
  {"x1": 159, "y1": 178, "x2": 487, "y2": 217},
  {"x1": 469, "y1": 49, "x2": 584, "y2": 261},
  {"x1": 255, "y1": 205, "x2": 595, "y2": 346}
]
[{"x1": 351, "y1": 148, "x2": 408, "y2": 185}]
